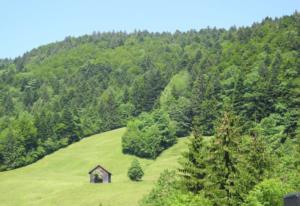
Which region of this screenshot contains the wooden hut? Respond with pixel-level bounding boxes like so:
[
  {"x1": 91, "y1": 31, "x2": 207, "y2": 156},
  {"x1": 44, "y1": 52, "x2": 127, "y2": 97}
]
[
  {"x1": 88, "y1": 165, "x2": 112, "y2": 183},
  {"x1": 284, "y1": 193, "x2": 300, "y2": 206}
]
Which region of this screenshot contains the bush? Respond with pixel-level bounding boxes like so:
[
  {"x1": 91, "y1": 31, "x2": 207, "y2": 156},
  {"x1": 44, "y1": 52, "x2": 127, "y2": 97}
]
[
  {"x1": 140, "y1": 170, "x2": 212, "y2": 206},
  {"x1": 122, "y1": 110, "x2": 176, "y2": 159},
  {"x1": 128, "y1": 159, "x2": 144, "y2": 181},
  {"x1": 165, "y1": 192, "x2": 212, "y2": 206},
  {"x1": 243, "y1": 179, "x2": 294, "y2": 206},
  {"x1": 140, "y1": 170, "x2": 178, "y2": 206}
]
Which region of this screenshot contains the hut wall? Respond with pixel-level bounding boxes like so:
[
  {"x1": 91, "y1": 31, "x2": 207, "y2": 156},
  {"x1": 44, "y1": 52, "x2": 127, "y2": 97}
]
[{"x1": 90, "y1": 167, "x2": 111, "y2": 183}]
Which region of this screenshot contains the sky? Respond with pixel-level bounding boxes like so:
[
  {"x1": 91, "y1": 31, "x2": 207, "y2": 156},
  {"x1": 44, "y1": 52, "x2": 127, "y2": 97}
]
[{"x1": 0, "y1": 0, "x2": 299, "y2": 58}]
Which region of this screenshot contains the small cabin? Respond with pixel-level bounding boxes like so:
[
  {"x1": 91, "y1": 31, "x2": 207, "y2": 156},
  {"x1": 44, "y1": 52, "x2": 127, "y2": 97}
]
[
  {"x1": 284, "y1": 193, "x2": 300, "y2": 206},
  {"x1": 88, "y1": 165, "x2": 112, "y2": 183}
]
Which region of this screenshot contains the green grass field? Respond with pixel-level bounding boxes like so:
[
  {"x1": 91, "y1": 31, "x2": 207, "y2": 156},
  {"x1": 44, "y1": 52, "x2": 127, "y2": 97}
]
[{"x1": 0, "y1": 128, "x2": 188, "y2": 206}]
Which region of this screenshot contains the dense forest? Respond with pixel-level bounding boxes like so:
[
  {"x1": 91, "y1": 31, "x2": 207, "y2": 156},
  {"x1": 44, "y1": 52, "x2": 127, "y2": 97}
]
[{"x1": 0, "y1": 12, "x2": 299, "y2": 205}]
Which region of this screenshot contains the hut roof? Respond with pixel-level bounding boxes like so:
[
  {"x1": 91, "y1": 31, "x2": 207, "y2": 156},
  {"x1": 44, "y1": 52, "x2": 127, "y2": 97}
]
[
  {"x1": 284, "y1": 193, "x2": 300, "y2": 199},
  {"x1": 88, "y1": 165, "x2": 112, "y2": 175}
]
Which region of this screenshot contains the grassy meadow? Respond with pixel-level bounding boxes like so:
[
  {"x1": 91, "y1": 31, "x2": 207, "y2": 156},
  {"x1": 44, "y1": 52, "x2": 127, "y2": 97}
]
[{"x1": 0, "y1": 128, "x2": 188, "y2": 206}]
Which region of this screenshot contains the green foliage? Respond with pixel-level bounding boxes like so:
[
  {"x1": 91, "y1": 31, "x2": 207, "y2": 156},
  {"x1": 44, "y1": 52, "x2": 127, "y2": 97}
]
[
  {"x1": 140, "y1": 170, "x2": 178, "y2": 206},
  {"x1": 169, "y1": 97, "x2": 192, "y2": 136},
  {"x1": 0, "y1": 12, "x2": 299, "y2": 185},
  {"x1": 192, "y1": 70, "x2": 221, "y2": 136},
  {"x1": 98, "y1": 87, "x2": 121, "y2": 130},
  {"x1": 13, "y1": 112, "x2": 37, "y2": 149},
  {"x1": 202, "y1": 112, "x2": 244, "y2": 206},
  {"x1": 164, "y1": 192, "x2": 212, "y2": 206},
  {"x1": 160, "y1": 70, "x2": 191, "y2": 106},
  {"x1": 175, "y1": 13, "x2": 300, "y2": 205},
  {"x1": 0, "y1": 33, "x2": 179, "y2": 170},
  {"x1": 128, "y1": 159, "x2": 144, "y2": 181},
  {"x1": 160, "y1": 70, "x2": 192, "y2": 136},
  {"x1": 122, "y1": 110, "x2": 176, "y2": 159},
  {"x1": 179, "y1": 135, "x2": 207, "y2": 192},
  {"x1": 180, "y1": 112, "x2": 275, "y2": 206},
  {"x1": 296, "y1": 125, "x2": 300, "y2": 170},
  {"x1": 140, "y1": 170, "x2": 212, "y2": 206},
  {"x1": 243, "y1": 179, "x2": 293, "y2": 206},
  {"x1": 130, "y1": 68, "x2": 166, "y2": 114},
  {"x1": 0, "y1": 129, "x2": 26, "y2": 169}
]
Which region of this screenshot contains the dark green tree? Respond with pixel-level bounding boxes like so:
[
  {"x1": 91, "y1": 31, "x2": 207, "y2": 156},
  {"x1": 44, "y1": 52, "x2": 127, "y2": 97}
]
[
  {"x1": 98, "y1": 88, "x2": 121, "y2": 130},
  {"x1": 203, "y1": 112, "x2": 242, "y2": 206},
  {"x1": 0, "y1": 92, "x2": 14, "y2": 115},
  {"x1": 57, "y1": 107, "x2": 81, "y2": 143},
  {"x1": 130, "y1": 68, "x2": 165, "y2": 114},
  {"x1": 192, "y1": 71, "x2": 220, "y2": 136},
  {"x1": 168, "y1": 97, "x2": 192, "y2": 137},
  {"x1": 122, "y1": 110, "x2": 176, "y2": 159},
  {"x1": 128, "y1": 159, "x2": 144, "y2": 181},
  {"x1": 0, "y1": 129, "x2": 26, "y2": 169},
  {"x1": 179, "y1": 134, "x2": 207, "y2": 193}
]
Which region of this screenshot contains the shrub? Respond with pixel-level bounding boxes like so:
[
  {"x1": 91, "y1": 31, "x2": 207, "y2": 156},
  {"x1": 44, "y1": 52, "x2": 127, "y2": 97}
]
[
  {"x1": 122, "y1": 110, "x2": 176, "y2": 159},
  {"x1": 165, "y1": 192, "x2": 212, "y2": 206},
  {"x1": 243, "y1": 179, "x2": 294, "y2": 206},
  {"x1": 140, "y1": 170, "x2": 178, "y2": 206},
  {"x1": 140, "y1": 170, "x2": 212, "y2": 206},
  {"x1": 128, "y1": 159, "x2": 144, "y2": 181}
]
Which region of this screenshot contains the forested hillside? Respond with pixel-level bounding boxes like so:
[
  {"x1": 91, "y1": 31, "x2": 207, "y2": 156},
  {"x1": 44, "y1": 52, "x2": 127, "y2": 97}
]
[
  {"x1": 0, "y1": 11, "x2": 299, "y2": 188},
  {"x1": 140, "y1": 13, "x2": 300, "y2": 206}
]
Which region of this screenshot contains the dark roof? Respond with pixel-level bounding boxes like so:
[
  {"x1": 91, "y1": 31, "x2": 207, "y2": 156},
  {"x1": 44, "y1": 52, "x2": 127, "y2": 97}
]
[
  {"x1": 284, "y1": 193, "x2": 300, "y2": 199},
  {"x1": 88, "y1": 165, "x2": 112, "y2": 175}
]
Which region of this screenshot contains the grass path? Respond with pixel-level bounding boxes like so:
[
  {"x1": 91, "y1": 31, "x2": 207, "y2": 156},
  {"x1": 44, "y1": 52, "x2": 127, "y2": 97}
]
[{"x1": 0, "y1": 128, "x2": 188, "y2": 206}]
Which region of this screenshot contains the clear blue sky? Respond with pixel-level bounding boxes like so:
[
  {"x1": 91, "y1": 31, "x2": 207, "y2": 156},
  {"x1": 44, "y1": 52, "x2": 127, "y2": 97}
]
[{"x1": 0, "y1": 0, "x2": 299, "y2": 58}]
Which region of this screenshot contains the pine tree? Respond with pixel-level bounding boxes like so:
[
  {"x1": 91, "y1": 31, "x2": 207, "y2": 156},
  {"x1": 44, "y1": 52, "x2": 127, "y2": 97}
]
[
  {"x1": 270, "y1": 51, "x2": 281, "y2": 86},
  {"x1": 128, "y1": 159, "x2": 144, "y2": 181},
  {"x1": 181, "y1": 111, "x2": 249, "y2": 205},
  {"x1": 204, "y1": 112, "x2": 242, "y2": 206},
  {"x1": 98, "y1": 88, "x2": 121, "y2": 130},
  {"x1": 179, "y1": 133, "x2": 207, "y2": 193},
  {"x1": 235, "y1": 132, "x2": 274, "y2": 203},
  {"x1": 232, "y1": 74, "x2": 245, "y2": 115},
  {"x1": 143, "y1": 68, "x2": 165, "y2": 111},
  {"x1": 250, "y1": 138, "x2": 269, "y2": 176},
  {"x1": 58, "y1": 107, "x2": 81, "y2": 143},
  {"x1": 1, "y1": 92, "x2": 14, "y2": 115},
  {"x1": 35, "y1": 110, "x2": 54, "y2": 141},
  {"x1": 192, "y1": 72, "x2": 205, "y2": 136},
  {"x1": 0, "y1": 129, "x2": 26, "y2": 169},
  {"x1": 61, "y1": 107, "x2": 75, "y2": 136},
  {"x1": 167, "y1": 96, "x2": 192, "y2": 137},
  {"x1": 192, "y1": 71, "x2": 219, "y2": 136}
]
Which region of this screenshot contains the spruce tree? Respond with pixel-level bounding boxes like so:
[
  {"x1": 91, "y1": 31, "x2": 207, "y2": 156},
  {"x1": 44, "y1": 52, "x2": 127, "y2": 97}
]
[
  {"x1": 128, "y1": 159, "x2": 144, "y2": 181},
  {"x1": 192, "y1": 71, "x2": 219, "y2": 136},
  {"x1": 204, "y1": 111, "x2": 241, "y2": 206},
  {"x1": 61, "y1": 107, "x2": 74, "y2": 136},
  {"x1": 247, "y1": 131, "x2": 273, "y2": 181},
  {"x1": 59, "y1": 107, "x2": 81, "y2": 143},
  {"x1": 98, "y1": 88, "x2": 120, "y2": 130},
  {"x1": 179, "y1": 132, "x2": 207, "y2": 192},
  {"x1": 235, "y1": 131, "x2": 273, "y2": 204}
]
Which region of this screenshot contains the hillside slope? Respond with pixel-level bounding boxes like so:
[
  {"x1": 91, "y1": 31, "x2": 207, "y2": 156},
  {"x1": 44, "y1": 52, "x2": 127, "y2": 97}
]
[
  {"x1": 0, "y1": 128, "x2": 188, "y2": 206},
  {"x1": 1, "y1": 13, "x2": 299, "y2": 172}
]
